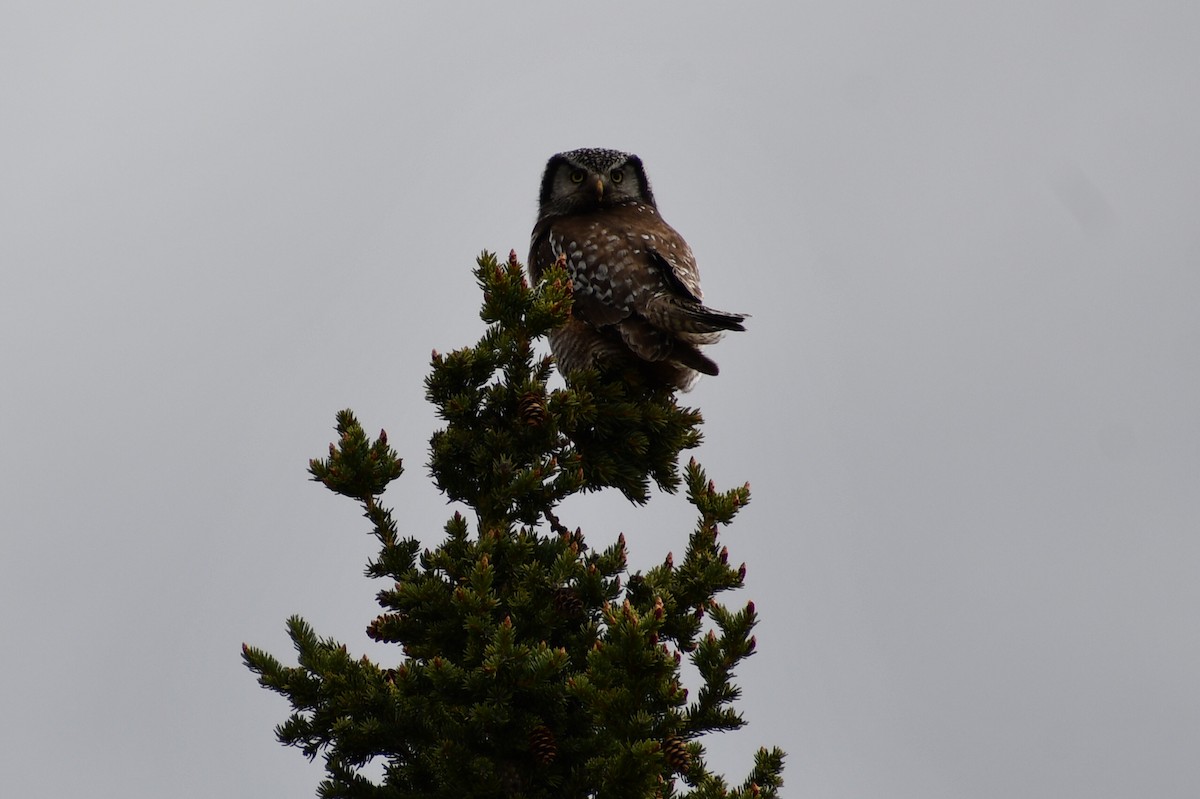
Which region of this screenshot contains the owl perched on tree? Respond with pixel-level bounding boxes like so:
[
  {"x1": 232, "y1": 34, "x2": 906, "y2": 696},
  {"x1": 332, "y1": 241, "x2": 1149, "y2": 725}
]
[{"x1": 529, "y1": 148, "x2": 746, "y2": 391}]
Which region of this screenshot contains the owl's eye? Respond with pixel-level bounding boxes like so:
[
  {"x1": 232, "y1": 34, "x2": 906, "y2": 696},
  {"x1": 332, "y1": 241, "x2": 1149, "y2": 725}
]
[
  {"x1": 610, "y1": 169, "x2": 624, "y2": 183},
  {"x1": 569, "y1": 169, "x2": 586, "y2": 184}
]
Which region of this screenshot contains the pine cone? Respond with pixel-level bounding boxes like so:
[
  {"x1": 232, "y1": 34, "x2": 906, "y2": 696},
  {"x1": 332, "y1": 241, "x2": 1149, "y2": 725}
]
[
  {"x1": 529, "y1": 724, "x2": 557, "y2": 766},
  {"x1": 663, "y1": 735, "x2": 690, "y2": 773},
  {"x1": 553, "y1": 586, "x2": 584, "y2": 617},
  {"x1": 518, "y1": 391, "x2": 547, "y2": 426}
]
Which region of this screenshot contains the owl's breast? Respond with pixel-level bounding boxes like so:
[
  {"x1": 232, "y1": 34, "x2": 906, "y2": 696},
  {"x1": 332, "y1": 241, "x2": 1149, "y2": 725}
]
[{"x1": 542, "y1": 218, "x2": 644, "y2": 325}]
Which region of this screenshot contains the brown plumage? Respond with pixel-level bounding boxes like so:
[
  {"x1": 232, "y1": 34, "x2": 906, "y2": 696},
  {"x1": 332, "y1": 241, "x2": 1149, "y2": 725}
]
[{"x1": 529, "y1": 148, "x2": 746, "y2": 391}]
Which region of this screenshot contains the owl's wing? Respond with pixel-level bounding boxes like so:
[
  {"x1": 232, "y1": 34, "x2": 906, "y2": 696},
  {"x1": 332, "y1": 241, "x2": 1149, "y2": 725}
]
[
  {"x1": 648, "y1": 247, "x2": 703, "y2": 304},
  {"x1": 527, "y1": 221, "x2": 555, "y2": 284},
  {"x1": 634, "y1": 215, "x2": 705, "y2": 303},
  {"x1": 639, "y1": 223, "x2": 747, "y2": 336}
]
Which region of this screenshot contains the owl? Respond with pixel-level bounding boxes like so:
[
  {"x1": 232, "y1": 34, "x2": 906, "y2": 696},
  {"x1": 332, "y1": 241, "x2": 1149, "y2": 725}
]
[{"x1": 528, "y1": 148, "x2": 746, "y2": 391}]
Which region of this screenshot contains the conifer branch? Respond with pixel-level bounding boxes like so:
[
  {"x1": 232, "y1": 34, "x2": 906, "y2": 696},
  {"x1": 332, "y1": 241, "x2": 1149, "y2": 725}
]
[{"x1": 244, "y1": 252, "x2": 784, "y2": 798}]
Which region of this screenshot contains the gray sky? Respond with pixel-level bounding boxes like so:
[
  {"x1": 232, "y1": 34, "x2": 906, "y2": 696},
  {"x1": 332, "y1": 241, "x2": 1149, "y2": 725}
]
[{"x1": 3, "y1": 2, "x2": 1198, "y2": 797}]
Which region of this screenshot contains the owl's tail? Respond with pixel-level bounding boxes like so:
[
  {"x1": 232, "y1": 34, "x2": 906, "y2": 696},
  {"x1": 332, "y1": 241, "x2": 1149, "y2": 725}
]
[
  {"x1": 682, "y1": 302, "x2": 747, "y2": 333},
  {"x1": 673, "y1": 343, "x2": 721, "y2": 377},
  {"x1": 646, "y1": 295, "x2": 748, "y2": 335}
]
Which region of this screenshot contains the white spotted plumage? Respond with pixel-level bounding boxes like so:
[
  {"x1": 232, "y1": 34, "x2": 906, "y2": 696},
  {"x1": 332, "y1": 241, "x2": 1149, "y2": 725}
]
[{"x1": 528, "y1": 148, "x2": 746, "y2": 391}]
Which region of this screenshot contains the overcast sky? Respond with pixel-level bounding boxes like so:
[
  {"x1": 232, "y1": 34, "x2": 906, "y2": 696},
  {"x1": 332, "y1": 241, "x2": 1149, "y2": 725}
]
[{"x1": 3, "y1": 3, "x2": 1198, "y2": 797}]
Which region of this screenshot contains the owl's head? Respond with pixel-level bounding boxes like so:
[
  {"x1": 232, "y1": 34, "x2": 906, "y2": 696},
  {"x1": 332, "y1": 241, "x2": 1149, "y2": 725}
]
[{"x1": 537, "y1": 148, "x2": 656, "y2": 217}]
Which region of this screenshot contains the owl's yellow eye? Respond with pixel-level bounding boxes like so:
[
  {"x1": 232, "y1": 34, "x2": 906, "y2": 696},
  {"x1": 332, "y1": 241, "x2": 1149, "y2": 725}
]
[
  {"x1": 610, "y1": 169, "x2": 624, "y2": 183},
  {"x1": 569, "y1": 169, "x2": 586, "y2": 184}
]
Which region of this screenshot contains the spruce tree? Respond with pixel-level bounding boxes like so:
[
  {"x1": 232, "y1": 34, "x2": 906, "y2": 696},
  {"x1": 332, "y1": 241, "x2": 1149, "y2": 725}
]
[{"x1": 243, "y1": 251, "x2": 784, "y2": 799}]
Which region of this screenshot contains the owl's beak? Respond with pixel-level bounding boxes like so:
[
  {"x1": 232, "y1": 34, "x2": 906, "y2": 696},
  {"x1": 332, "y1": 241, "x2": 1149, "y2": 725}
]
[{"x1": 593, "y1": 177, "x2": 605, "y2": 200}]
